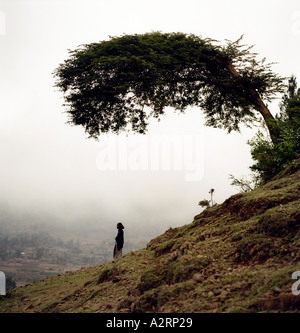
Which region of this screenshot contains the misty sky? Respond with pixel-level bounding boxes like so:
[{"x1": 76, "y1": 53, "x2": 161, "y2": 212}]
[{"x1": 0, "y1": 0, "x2": 300, "y2": 238}]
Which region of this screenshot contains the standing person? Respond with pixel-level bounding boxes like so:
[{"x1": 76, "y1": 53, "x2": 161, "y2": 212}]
[{"x1": 113, "y1": 222, "x2": 124, "y2": 261}]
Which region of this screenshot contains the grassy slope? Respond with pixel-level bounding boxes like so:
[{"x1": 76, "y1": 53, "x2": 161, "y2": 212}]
[{"x1": 1, "y1": 160, "x2": 300, "y2": 313}]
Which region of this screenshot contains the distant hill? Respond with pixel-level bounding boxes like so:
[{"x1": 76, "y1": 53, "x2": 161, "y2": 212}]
[{"x1": 1, "y1": 158, "x2": 300, "y2": 313}]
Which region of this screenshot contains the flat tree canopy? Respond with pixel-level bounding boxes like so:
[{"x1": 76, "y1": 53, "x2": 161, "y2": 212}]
[{"x1": 54, "y1": 32, "x2": 285, "y2": 142}]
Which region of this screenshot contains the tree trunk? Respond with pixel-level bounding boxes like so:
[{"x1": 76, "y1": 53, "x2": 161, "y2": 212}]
[{"x1": 217, "y1": 58, "x2": 281, "y2": 144}]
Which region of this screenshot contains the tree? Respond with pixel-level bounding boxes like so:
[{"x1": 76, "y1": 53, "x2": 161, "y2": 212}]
[
  {"x1": 54, "y1": 32, "x2": 285, "y2": 142},
  {"x1": 248, "y1": 75, "x2": 300, "y2": 183},
  {"x1": 198, "y1": 189, "x2": 217, "y2": 209},
  {"x1": 209, "y1": 188, "x2": 215, "y2": 206}
]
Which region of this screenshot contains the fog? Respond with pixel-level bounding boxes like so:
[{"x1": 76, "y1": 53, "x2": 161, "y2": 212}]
[{"x1": 1, "y1": 0, "x2": 300, "y2": 244}]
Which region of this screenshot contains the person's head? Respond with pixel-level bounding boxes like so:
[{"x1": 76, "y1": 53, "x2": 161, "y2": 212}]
[{"x1": 117, "y1": 222, "x2": 124, "y2": 229}]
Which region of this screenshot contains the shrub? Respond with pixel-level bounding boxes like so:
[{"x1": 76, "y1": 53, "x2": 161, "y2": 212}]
[{"x1": 248, "y1": 76, "x2": 300, "y2": 184}]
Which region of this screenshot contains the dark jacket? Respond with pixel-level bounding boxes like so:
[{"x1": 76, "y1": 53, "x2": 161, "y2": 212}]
[{"x1": 115, "y1": 229, "x2": 124, "y2": 250}]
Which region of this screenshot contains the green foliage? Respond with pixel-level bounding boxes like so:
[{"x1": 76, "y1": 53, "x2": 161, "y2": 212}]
[
  {"x1": 198, "y1": 199, "x2": 210, "y2": 209},
  {"x1": 54, "y1": 32, "x2": 284, "y2": 139},
  {"x1": 248, "y1": 76, "x2": 300, "y2": 184}
]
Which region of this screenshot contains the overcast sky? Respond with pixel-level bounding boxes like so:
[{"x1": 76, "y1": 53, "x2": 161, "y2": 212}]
[{"x1": 0, "y1": 0, "x2": 299, "y2": 238}]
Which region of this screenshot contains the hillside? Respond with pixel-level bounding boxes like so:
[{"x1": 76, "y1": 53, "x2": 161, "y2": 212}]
[{"x1": 1, "y1": 159, "x2": 300, "y2": 313}]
